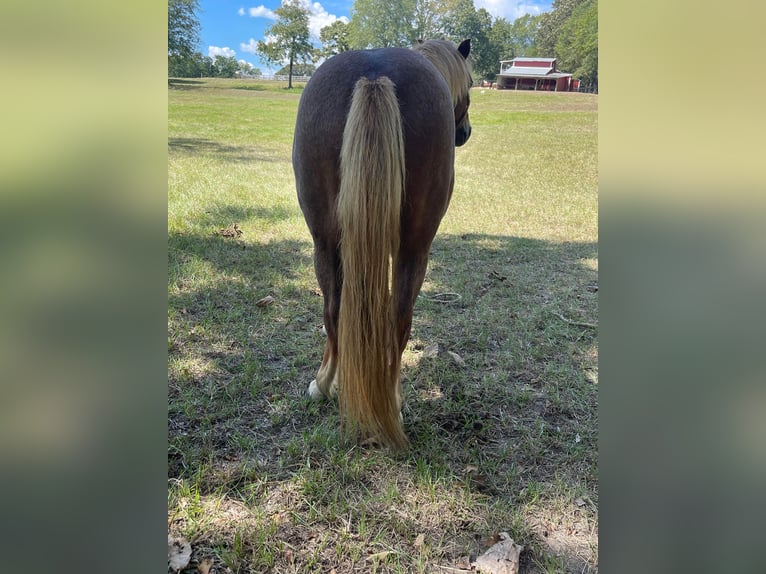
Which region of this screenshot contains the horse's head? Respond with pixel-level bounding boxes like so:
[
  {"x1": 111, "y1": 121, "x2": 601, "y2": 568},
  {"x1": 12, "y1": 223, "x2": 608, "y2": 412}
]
[
  {"x1": 454, "y1": 39, "x2": 472, "y2": 146},
  {"x1": 414, "y1": 38, "x2": 473, "y2": 147}
]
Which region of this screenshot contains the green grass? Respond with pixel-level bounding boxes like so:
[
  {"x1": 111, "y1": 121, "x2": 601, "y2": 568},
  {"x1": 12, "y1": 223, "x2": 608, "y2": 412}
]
[{"x1": 168, "y1": 78, "x2": 598, "y2": 573}]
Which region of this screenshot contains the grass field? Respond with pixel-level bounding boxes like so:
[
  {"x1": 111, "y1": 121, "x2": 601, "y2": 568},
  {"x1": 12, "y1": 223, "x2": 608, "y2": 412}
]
[{"x1": 168, "y1": 77, "x2": 598, "y2": 573}]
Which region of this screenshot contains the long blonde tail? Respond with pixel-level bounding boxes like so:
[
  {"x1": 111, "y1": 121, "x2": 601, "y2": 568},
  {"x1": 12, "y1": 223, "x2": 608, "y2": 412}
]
[{"x1": 336, "y1": 76, "x2": 408, "y2": 450}]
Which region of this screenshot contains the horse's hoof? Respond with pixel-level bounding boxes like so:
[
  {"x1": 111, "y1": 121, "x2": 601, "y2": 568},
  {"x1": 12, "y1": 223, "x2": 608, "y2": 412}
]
[{"x1": 308, "y1": 379, "x2": 324, "y2": 401}]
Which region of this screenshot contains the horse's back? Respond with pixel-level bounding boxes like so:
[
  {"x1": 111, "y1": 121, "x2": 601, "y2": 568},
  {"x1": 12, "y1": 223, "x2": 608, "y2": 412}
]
[{"x1": 293, "y1": 48, "x2": 456, "y2": 227}]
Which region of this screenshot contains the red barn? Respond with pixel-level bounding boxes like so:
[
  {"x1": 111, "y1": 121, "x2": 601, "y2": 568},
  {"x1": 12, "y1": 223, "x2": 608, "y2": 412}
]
[{"x1": 495, "y1": 57, "x2": 576, "y2": 92}]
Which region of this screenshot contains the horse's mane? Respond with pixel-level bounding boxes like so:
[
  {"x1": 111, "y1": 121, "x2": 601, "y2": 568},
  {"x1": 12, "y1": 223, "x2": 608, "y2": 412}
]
[{"x1": 412, "y1": 39, "x2": 472, "y2": 106}]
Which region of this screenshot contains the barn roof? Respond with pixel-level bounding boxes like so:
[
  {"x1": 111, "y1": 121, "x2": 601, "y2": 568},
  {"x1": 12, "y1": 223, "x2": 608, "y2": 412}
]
[
  {"x1": 500, "y1": 57, "x2": 557, "y2": 64},
  {"x1": 501, "y1": 66, "x2": 554, "y2": 77},
  {"x1": 497, "y1": 70, "x2": 572, "y2": 79}
]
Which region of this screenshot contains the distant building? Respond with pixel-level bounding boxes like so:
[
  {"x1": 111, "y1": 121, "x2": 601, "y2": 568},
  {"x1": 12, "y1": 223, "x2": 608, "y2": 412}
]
[{"x1": 495, "y1": 57, "x2": 580, "y2": 92}]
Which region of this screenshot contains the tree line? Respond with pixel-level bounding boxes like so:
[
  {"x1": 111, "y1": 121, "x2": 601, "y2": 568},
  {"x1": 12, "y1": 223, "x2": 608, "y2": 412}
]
[
  {"x1": 169, "y1": 0, "x2": 597, "y2": 89},
  {"x1": 169, "y1": 52, "x2": 263, "y2": 78}
]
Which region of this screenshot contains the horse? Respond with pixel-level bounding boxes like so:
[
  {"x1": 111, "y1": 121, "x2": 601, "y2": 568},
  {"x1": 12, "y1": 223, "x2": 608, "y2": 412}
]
[{"x1": 292, "y1": 39, "x2": 473, "y2": 450}]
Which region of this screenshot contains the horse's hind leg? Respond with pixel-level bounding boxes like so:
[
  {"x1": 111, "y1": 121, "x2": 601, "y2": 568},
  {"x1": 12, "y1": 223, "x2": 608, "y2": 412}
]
[
  {"x1": 309, "y1": 340, "x2": 338, "y2": 400},
  {"x1": 308, "y1": 241, "x2": 342, "y2": 400},
  {"x1": 393, "y1": 249, "x2": 431, "y2": 412}
]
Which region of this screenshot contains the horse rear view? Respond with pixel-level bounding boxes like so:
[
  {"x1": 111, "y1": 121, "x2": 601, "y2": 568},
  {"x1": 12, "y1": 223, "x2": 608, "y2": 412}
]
[{"x1": 293, "y1": 39, "x2": 472, "y2": 450}]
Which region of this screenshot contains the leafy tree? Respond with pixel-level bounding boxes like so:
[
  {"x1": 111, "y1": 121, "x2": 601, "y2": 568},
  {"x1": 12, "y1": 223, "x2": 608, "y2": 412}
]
[
  {"x1": 237, "y1": 61, "x2": 261, "y2": 77},
  {"x1": 256, "y1": 0, "x2": 315, "y2": 88},
  {"x1": 319, "y1": 20, "x2": 351, "y2": 57},
  {"x1": 349, "y1": 0, "x2": 417, "y2": 49},
  {"x1": 484, "y1": 17, "x2": 514, "y2": 80},
  {"x1": 168, "y1": 0, "x2": 200, "y2": 57},
  {"x1": 441, "y1": 0, "x2": 478, "y2": 41},
  {"x1": 199, "y1": 55, "x2": 215, "y2": 77},
  {"x1": 536, "y1": 0, "x2": 586, "y2": 57},
  {"x1": 412, "y1": 0, "x2": 448, "y2": 41},
  {"x1": 471, "y1": 9, "x2": 499, "y2": 81},
  {"x1": 276, "y1": 63, "x2": 316, "y2": 76},
  {"x1": 442, "y1": 0, "x2": 496, "y2": 80},
  {"x1": 169, "y1": 51, "x2": 213, "y2": 77},
  {"x1": 213, "y1": 55, "x2": 239, "y2": 78},
  {"x1": 508, "y1": 13, "x2": 541, "y2": 58},
  {"x1": 556, "y1": 0, "x2": 597, "y2": 87}
]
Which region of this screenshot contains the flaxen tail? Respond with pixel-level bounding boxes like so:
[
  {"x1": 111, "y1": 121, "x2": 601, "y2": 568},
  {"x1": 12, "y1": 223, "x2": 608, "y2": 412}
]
[{"x1": 336, "y1": 76, "x2": 408, "y2": 450}]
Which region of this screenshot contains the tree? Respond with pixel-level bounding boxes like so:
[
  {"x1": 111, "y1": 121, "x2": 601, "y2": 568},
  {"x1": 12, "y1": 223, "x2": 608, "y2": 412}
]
[
  {"x1": 168, "y1": 0, "x2": 200, "y2": 57},
  {"x1": 412, "y1": 0, "x2": 448, "y2": 41},
  {"x1": 508, "y1": 13, "x2": 541, "y2": 58},
  {"x1": 555, "y1": 0, "x2": 597, "y2": 87},
  {"x1": 349, "y1": 0, "x2": 417, "y2": 49},
  {"x1": 485, "y1": 17, "x2": 514, "y2": 80},
  {"x1": 276, "y1": 63, "x2": 316, "y2": 76},
  {"x1": 470, "y1": 8, "x2": 498, "y2": 81},
  {"x1": 536, "y1": 0, "x2": 586, "y2": 57},
  {"x1": 256, "y1": 0, "x2": 315, "y2": 88},
  {"x1": 237, "y1": 61, "x2": 261, "y2": 77},
  {"x1": 169, "y1": 51, "x2": 213, "y2": 78},
  {"x1": 213, "y1": 55, "x2": 239, "y2": 78},
  {"x1": 319, "y1": 20, "x2": 351, "y2": 58},
  {"x1": 442, "y1": 0, "x2": 496, "y2": 80}
]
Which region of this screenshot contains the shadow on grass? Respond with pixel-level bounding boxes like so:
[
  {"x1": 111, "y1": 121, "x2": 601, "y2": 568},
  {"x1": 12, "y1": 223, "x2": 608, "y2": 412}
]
[
  {"x1": 169, "y1": 137, "x2": 288, "y2": 164},
  {"x1": 168, "y1": 229, "x2": 598, "y2": 573},
  {"x1": 230, "y1": 84, "x2": 269, "y2": 92},
  {"x1": 169, "y1": 78, "x2": 205, "y2": 89}
]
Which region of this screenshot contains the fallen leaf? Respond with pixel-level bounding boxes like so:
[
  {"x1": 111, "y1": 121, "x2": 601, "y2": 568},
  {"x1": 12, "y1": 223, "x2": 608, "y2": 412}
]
[
  {"x1": 413, "y1": 533, "x2": 425, "y2": 548},
  {"x1": 423, "y1": 343, "x2": 439, "y2": 358},
  {"x1": 464, "y1": 464, "x2": 479, "y2": 474},
  {"x1": 284, "y1": 549, "x2": 294, "y2": 564},
  {"x1": 473, "y1": 532, "x2": 523, "y2": 574},
  {"x1": 198, "y1": 557, "x2": 213, "y2": 574},
  {"x1": 366, "y1": 551, "x2": 394, "y2": 561},
  {"x1": 168, "y1": 535, "x2": 192, "y2": 573},
  {"x1": 448, "y1": 351, "x2": 466, "y2": 366},
  {"x1": 255, "y1": 295, "x2": 276, "y2": 307}
]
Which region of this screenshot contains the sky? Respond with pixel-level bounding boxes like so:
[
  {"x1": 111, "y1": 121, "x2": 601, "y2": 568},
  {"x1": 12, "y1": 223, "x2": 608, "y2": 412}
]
[{"x1": 198, "y1": 0, "x2": 552, "y2": 73}]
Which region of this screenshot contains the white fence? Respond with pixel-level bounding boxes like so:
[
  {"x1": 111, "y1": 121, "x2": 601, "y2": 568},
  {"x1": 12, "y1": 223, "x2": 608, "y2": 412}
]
[{"x1": 239, "y1": 73, "x2": 312, "y2": 83}]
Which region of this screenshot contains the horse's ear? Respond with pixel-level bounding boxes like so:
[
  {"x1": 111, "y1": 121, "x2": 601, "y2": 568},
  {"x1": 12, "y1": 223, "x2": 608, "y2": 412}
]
[{"x1": 458, "y1": 38, "x2": 471, "y2": 59}]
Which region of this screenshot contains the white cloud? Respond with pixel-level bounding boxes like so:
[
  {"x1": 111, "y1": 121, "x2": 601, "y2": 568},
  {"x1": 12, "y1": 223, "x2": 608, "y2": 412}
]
[
  {"x1": 294, "y1": 0, "x2": 348, "y2": 40},
  {"x1": 208, "y1": 46, "x2": 237, "y2": 58},
  {"x1": 240, "y1": 38, "x2": 260, "y2": 55},
  {"x1": 238, "y1": 7, "x2": 246, "y2": 16},
  {"x1": 243, "y1": 1, "x2": 348, "y2": 40},
  {"x1": 473, "y1": 1, "x2": 548, "y2": 21},
  {"x1": 248, "y1": 5, "x2": 278, "y2": 19}
]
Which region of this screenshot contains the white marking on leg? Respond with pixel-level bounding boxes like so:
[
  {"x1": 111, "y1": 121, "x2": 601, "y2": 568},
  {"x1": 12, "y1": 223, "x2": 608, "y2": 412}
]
[{"x1": 308, "y1": 379, "x2": 324, "y2": 401}]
